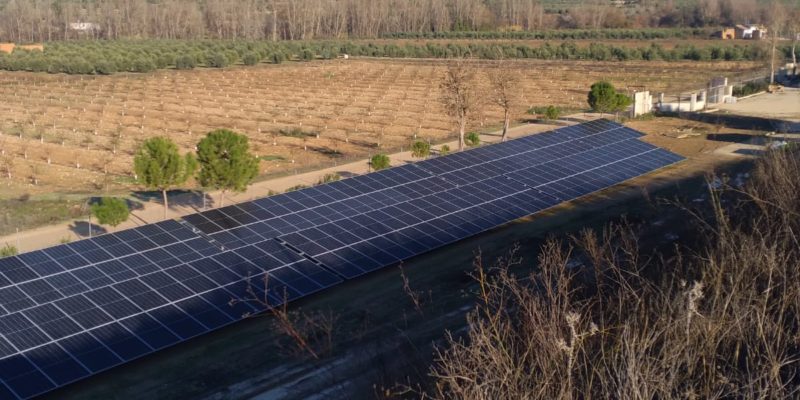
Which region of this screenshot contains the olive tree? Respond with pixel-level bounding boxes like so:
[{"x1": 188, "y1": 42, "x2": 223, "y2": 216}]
[
  {"x1": 196, "y1": 129, "x2": 260, "y2": 207},
  {"x1": 134, "y1": 137, "x2": 197, "y2": 219}
]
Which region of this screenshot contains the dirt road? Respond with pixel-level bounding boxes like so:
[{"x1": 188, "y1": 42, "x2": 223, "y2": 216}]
[
  {"x1": 716, "y1": 88, "x2": 800, "y2": 122},
  {"x1": 0, "y1": 120, "x2": 572, "y2": 253}
]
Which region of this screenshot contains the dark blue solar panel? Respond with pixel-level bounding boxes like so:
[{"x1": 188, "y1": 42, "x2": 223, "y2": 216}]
[{"x1": 0, "y1": 119, "x2": 684, "y2": 399}]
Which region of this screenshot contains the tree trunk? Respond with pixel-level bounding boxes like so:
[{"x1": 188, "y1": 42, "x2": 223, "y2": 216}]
[
  {"x1": 770, "y1": 34, "x2": 777, "y2": 84},
  {"x1": 501, "y1": 110, "x2": 510, "y2": 142},
  {"x1": 458, "y1": 120, "x2": 466, "y2": 151},
  {"x1": 162, "y1": 189, "x2": 169, "y2": 220},
  {"x1": 272, "y1": 2, "x2": 278, "y2": 42}
]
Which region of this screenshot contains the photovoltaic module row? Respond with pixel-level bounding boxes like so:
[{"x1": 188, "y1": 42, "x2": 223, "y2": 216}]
[{"x1": 0, "y1": 119, "x2": 683, "y2": 399}]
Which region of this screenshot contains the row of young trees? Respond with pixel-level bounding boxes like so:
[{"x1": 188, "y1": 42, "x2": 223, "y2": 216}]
[
  {"x1": 383, "y1": 27, "x2": 715, "y2": 40},
  {"x1": 0, "y1": 39, "x2": 780, "y2": 75}
]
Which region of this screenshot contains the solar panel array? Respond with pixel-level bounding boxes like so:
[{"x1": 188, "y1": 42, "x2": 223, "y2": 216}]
[{"x1": 0, "y1": 119, "x2": 683, "y2": 399}]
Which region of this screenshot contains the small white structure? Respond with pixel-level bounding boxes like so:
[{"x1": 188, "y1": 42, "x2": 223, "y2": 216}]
[
  {"x1": 69, "y1": 22, "x2": 100, "y2": 33},
  {"x1": 707, "y1": 77, "x2": 735, "y2": 105},
  {"x1": 735, "y1": 24, "x2": 767, "y2": 40},
  {"x1": 656, "y1": 91, "x2": 708, "y2": 113},
  {"x1": 630, "y1": 91, "x2": 653, "y2": 117}
]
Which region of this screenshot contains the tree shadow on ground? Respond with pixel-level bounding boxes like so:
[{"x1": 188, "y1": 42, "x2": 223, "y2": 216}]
[
  {"x1": 310, "y1": 146, "x2": 344, "y2": 157},
  {"x1": 130, "y1": 190, "x2": 214, "y2": 213},
  {"x1": 335, "y1": 171, "x2": 359, "y2": 178},
  {"x1": 733, "y1": 148, "x2": 766, "y2": 156},
  {"x1": 87, "y1": 197, "x2": 145, "y2": 212},
  {"x1": 69, "y1": 220, "x2": 107, "y2": 239}
]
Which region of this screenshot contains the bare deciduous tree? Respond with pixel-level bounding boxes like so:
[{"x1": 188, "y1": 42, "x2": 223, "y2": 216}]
[
  {"x1": 0, "y1": 0, "x2": 796, "y2": 42},
  {"x1": 768, "y1": 1, "x2": 786, "y2": 84},
  {"x1": 233, "y1": 273, "x2": 340, "y2": 360},
  {"x1": 440, "y1": 62, "x2": 479, "y2": 151},
  {"x1": 487, "y1": 61, "x2": 520, "y2": 142}
]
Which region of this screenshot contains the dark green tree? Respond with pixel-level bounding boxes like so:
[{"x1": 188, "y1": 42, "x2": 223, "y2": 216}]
[
  {"x1": 208, "y1": 52, "x2": 230, "y2": 68},
  {"x1": 243, "y1": 52, "x2": 260, "y2": 66},
  {"x1": 134, "y1": 137, "x2": 197, "y2": 219},
  {"x1": 196, "y1": 129, "x2": 260, "y2": 206},
  {"x1": 131, "y1": 57, "x2": 156, "y2": 73},
  {"x1": 270, "y1": 52, "x2": 285, "y2": 64},
  {"x1": 91, "y1": 197, "x2": 130, "y2": 227},
  {"x1": 175, "y1": 55, "x2": 196, "y2": 70},
  {"x1": 587, "y1": 81, "x2": 632, "y2": 113},
  {"x1": 370, "y1": 154, "x2": 390, "y2": 171},
  {"x1": 95, "y1": 60, "x2": 117, "y2": 75}
]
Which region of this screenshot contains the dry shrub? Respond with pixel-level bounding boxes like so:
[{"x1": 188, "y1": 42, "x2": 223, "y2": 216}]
[
  {"x1": 234, "y1": 275, "x2": 340, "y2": 360},
  {"x1": 428, "y1": 149, "x2": 800, "y2": 399}
]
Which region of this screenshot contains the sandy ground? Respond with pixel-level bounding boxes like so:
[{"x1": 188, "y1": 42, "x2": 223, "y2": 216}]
[
  {"x1": 0, "y1": 120, "x2": 568, "y2": 253},
  {"x1": 716, "y1": 88, "x2": 800, "y2": 122}
]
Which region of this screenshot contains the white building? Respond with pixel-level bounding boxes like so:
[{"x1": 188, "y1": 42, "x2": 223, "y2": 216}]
[
  {"x1": 735, "y1": 24, "x2": 767, "y2": 40},
  {"x1": 69, "y1": 22, "x2": 100, "y2": 33}
]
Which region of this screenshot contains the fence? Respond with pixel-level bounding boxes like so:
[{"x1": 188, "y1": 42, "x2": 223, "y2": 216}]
[{"x1": 648, "y1": 69, "x2": 769, "y2": 114}]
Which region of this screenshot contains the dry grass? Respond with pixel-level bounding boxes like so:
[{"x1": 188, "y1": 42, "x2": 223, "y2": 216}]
[{"x1": 420, "y1": 149, "x2": 800, "y2": 399}]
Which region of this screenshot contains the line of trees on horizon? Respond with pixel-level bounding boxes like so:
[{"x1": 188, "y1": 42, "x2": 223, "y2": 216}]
[
  {"x1": 0, "y1": 39, "x2": 785, "y2": 76},
  {"x1": 0, "y1": 0, "x2": 796, "y2": 43}
]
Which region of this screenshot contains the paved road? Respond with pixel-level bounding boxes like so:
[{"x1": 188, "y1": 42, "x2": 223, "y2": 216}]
[
  {"x1": 716, "y1": 87, "x2": 800, "y2": 122},
  {"x1": 0, "y1": 119, "x2": 595, "y2": 254}
]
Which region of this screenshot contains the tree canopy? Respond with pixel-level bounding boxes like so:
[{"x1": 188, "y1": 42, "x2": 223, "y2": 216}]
[
  {"x1": 196, "y1": 129, "x2": 260, "y2": 206},
  {"x1": 587, "y1": 81, "x2": 632, "y2": 113},
  {"x1": 133, "y1": 137, "x2": 197, "y2": 219},
  {"x1": 91, "y1": 197, "x2": 130, "y2": 227}
]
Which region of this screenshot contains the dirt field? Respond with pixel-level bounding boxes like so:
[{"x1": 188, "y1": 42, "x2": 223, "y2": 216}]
[{"x1": 0, "y1": 59, "x2": 762, "y2": 197}]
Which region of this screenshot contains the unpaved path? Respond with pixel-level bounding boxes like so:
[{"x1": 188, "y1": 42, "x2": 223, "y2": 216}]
[
  {"x1": 716, "y1": 88, "x2": 800, "y2": 122},
  {"x1": 0, "y1": 120, "x2": 578, "y2": 253}
]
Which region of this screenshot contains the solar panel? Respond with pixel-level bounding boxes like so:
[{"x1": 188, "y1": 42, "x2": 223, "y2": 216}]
[{"x1": 0, "y1": 119, "x2": 683, "y2": 399}]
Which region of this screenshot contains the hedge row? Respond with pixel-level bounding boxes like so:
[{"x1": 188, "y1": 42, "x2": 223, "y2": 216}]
[
  {"x1": 381, "y1": 28, "x2": 717, "y2": 40},
  {"x1": 0, "y1": 39, "x2": 784, "y2": 75}
]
